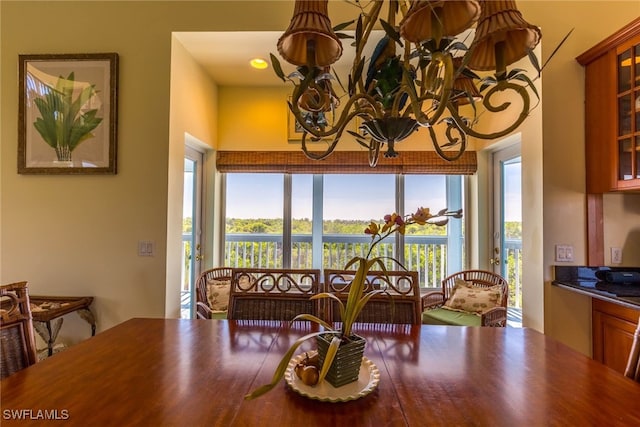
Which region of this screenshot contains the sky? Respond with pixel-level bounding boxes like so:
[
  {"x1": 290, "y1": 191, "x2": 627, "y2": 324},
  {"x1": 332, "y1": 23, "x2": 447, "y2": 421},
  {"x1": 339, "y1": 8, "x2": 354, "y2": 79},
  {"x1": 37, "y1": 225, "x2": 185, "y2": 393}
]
[
  {"x1": 223, "y1": 174, "x2": 448, "y2": 221},
  {"x1": 184, "y1": 167, "x2": 522, "y2": 222}
]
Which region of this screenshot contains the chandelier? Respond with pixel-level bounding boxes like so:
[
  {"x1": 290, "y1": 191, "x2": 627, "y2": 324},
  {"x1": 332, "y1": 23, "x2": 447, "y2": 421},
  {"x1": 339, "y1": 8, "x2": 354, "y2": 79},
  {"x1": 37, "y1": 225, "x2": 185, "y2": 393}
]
[{"x1": 273, "y1": 0, "x2": 543, "y2": 166}]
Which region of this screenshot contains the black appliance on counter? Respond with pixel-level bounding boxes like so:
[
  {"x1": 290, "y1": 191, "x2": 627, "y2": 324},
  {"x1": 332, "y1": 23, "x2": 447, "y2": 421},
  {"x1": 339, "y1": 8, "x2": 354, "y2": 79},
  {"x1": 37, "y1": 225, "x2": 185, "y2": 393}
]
[{"x1": 555, "y1": 266, "x2": 640, "y2": 297}]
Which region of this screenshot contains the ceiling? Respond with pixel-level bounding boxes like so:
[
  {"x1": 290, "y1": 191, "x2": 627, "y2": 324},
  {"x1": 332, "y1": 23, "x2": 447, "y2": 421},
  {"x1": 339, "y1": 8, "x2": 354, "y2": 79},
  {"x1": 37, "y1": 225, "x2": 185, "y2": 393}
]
[{"x1": 174, "y1": 31, "x2": 378, "y2": 87}]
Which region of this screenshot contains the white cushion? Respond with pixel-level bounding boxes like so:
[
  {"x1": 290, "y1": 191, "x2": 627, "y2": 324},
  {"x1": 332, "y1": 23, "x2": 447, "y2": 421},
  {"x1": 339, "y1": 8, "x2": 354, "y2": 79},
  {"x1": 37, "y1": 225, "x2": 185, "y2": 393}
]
[
  {"x1": 206, "y1": 279, "x2": 231, "y2": 311},
  {"x1": 442, "y1": 278, "x2": 503, "y2": 315}
]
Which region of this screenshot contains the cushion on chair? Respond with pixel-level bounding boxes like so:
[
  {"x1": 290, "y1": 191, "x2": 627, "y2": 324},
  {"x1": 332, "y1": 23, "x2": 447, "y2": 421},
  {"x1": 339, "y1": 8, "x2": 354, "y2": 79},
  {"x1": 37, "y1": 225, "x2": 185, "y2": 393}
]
[
  {"x1": 422, "y1": 308, "x2": 482, "y2": 326},
  {"x1": 206, "y1": 279, "x2": 231, "y2": 311},
  {"x1": 442, "y1": 279, "x2": 503, "y2": 315},
  {"x1": 210, "y1": 311, "x2": 227, "y2": 320}
]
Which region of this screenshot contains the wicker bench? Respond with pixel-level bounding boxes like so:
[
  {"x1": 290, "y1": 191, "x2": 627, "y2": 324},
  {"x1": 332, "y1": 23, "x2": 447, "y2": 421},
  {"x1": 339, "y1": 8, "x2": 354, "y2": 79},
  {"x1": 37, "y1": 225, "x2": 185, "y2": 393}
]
[{"x1": 195, "y1": 267, "x2": 322, "y2": 321}]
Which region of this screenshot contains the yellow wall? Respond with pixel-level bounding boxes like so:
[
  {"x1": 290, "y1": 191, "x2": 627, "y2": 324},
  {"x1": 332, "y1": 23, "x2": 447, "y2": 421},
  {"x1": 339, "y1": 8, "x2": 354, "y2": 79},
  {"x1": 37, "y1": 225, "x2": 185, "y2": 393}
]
[
  {"x1": 1, "y1": 1, "x2": 639, "y2": 355},
  {"x1": 519, "y1": 1, "x2": 640, "y2": 354},
  {"x1": 168, "y1": 37, "x2": 219, "y2": 317}
]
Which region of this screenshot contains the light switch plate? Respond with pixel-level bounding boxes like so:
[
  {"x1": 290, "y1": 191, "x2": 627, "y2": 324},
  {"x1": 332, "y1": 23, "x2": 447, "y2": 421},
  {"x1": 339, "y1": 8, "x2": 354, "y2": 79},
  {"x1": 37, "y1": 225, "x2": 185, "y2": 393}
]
[
  {"x1": 555, "y1": 244, "x2": 574, "y2": 262},
  {"x1": 138, "y1": 240, "x2": 155, "y2": 257}
]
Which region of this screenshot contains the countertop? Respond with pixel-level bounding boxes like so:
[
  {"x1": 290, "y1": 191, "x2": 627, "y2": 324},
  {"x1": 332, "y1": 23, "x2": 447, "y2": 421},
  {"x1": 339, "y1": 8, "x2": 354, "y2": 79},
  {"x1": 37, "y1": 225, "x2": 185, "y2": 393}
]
[{"x1": 553, "y1": 266, "x2": 640, "y2": 310}]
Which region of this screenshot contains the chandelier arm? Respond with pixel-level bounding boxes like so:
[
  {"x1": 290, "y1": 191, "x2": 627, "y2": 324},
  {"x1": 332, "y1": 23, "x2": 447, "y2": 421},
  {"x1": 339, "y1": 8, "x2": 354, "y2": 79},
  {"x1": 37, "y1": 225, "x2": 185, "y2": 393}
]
[
  {"x1": 427, "y1": 124, "x2": 466, "y2": 162},
  {"x1": 450, "y1": 81, "x2": 531, "y2": 140},
  {"x1": 353, "y1": 1, "x2": 384, "y2": 94},
  {"x1": 428, "y1": 51, "x2": 454, "y2": 126},
  {"x1": 290, "y1": 76, "x2": 365, "y2": 134},
  {"x1": 299, "y1": 79, "x2": 332, "y2": 113},
  {"x1": 299, "y1": 99, "x2": 374, "y2": 161},
  {"x1": 300, "y1": 131, "x2": 341, "y2": 161},
  {"x1": 368, "y1": 139, "x2": 381, "y2": 168},
  {"x1": 409, "y1": 52, "x2": 453, "y2": 128}
]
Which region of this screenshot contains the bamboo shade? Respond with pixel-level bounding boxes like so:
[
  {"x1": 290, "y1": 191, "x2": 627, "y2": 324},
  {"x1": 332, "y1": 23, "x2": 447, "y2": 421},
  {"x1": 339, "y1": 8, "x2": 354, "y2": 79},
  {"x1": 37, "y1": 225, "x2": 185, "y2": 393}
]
[{"x1": 216, "y1": 151, "x2": 477, "y2": 174}]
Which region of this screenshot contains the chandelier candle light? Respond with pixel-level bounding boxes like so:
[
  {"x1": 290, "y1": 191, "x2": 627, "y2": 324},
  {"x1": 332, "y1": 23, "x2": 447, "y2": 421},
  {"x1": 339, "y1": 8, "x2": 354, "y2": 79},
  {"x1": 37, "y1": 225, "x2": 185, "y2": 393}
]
[{"x1": 272, "y1": 0, "x2": 558, "y2": 166}]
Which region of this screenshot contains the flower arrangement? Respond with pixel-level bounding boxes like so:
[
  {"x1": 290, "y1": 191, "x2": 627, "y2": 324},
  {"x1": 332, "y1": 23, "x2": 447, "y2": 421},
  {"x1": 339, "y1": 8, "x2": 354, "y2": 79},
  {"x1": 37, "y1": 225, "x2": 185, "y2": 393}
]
[{"x1": 245, "y1": 207, "x2": 462, "y2": 400}]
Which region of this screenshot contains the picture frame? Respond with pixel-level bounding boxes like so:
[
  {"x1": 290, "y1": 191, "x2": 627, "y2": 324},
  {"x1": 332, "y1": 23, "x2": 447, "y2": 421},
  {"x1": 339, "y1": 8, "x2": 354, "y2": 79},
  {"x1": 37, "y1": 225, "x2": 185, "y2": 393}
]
[
  {"x1": 287, "y1": 102, "x2": 334, "y2": 144},
  {"x1": 287, "y1": 98, "x2": 363, "y2": 144},
  {"x1": 18, "y1": 53, "x2": 119, "y2": 174}
]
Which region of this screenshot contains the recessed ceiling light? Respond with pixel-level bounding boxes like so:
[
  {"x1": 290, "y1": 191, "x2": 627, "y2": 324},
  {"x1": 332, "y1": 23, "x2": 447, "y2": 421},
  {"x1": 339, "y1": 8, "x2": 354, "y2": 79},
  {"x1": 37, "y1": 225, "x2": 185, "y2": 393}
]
[{"x1": 250, "y1": 58, "x2": 268, "y2": 70}]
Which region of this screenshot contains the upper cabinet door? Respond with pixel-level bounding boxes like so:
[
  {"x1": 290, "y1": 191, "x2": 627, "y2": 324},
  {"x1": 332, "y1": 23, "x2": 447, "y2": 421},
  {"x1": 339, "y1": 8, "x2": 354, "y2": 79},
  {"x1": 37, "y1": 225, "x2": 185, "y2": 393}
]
[
  {"x1": 616, "y1": 37, "x2": 640, "y2": 189},
  {"x1": 578, "y1": 18, "x2": 640, "y2": 193}
]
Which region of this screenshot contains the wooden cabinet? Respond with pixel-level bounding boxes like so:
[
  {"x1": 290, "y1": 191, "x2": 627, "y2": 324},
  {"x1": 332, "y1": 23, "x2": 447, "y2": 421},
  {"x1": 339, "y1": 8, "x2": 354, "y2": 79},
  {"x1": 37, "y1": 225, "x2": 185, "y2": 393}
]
[
  {"x1": 577, "y1": 18, "x2": 640, "y2": 193},
  {"x1": 578, "y1": 18, "x2": 640, "y2": 265},
  {"x1": 592, "y1": 299, "x2": 640, "y2": 374}
]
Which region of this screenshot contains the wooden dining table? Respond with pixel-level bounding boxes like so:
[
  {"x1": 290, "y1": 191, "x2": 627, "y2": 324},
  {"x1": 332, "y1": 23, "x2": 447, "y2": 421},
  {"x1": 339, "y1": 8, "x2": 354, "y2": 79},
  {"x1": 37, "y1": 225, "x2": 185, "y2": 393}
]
[{"x1": 1, "y1": 318, "x2": 639, "y2": 426}]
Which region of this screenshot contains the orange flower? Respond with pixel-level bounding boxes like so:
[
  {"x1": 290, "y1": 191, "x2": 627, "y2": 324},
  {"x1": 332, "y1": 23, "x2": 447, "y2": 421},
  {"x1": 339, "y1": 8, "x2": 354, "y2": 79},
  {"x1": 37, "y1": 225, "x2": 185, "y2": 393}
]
[
  {"x1": 411, "y1": 207, "x2": 433, "y2": 225},
  {"x1": 364, "y1": 221, "x2": 379, "y2": 236}
]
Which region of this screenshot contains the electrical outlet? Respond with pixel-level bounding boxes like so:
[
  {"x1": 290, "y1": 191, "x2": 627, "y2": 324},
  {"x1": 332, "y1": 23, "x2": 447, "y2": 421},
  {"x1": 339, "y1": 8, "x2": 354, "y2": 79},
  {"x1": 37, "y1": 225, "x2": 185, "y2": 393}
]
[
  {"x1": 611, "y1": 247, "x2": 622, "y2": 264},
  {"x1": 555, "y1": 244, "x2": 574, "y2": 262}
]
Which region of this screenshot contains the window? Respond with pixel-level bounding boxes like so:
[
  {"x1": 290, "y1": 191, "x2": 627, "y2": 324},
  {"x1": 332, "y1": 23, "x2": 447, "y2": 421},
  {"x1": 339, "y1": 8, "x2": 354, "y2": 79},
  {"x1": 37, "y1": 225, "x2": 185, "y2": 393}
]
[
  {"x1": 225, "y1": 173, "x2": 284, "y2": 268},
  {"x1": 223, "y1": 173, "x2": 464, "y2": 287}
]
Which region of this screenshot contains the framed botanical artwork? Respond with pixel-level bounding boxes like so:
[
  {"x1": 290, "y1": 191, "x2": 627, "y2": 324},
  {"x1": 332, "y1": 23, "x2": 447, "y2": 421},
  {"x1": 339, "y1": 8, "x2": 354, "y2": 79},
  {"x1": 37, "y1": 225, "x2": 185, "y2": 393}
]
[
  {"x1": 287, "y1": 105, "x2": 333, "y2": 144},
  {"x1": 18, "y1": 53, "x2": 119, "y2": 174},
  {"x1": 287, "y1": 98, "x2": 362, "y2": 144}
]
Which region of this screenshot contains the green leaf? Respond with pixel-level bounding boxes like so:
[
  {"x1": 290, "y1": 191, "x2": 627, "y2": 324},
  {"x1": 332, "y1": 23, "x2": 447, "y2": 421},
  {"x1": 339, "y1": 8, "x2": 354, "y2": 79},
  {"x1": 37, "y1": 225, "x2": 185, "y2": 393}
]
[
  {"x1": 312, "y1": 292, "x2": 345, "y2": 322},
  {"x1": 380, "y1": 19, "x2": 403, "y2": 48},
  {"x1": 336, "y1": 32, "x2": 354, "y2": 40},
  {"x1": 527, "y1": 49, "x2": 541, "y2": 74},
  {"x1": 447, "y1": 42, "x2": 468, "y2": 52},
  {"x1": 355, "y1": 15, "x2": 363, "y2": 49},
  {"x1": 507, "y1": 68, "x2": 526, "y2": 79},
  {"x1": 270, "y1": 53, "x2": 286, "y2": 82},
  {"x1": 333, "y1": 20, "x2": 355, "y2": 31},
  {"x1": 291, "y1": 313, "x2": 335, "y2": 331},
  {"x1": 317, "y1": 336, "x2": 341, "y2": 384},
  {"x1": 352, "y1": 58, "x2": 365, "y2": 89}
]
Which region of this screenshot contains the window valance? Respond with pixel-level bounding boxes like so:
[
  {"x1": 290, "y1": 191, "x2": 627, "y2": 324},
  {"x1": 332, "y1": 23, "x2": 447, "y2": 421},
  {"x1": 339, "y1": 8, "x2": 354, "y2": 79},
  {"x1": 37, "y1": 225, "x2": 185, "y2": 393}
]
[{"x1": 216, "y1": 151, "x2": 477, "y2": 174}]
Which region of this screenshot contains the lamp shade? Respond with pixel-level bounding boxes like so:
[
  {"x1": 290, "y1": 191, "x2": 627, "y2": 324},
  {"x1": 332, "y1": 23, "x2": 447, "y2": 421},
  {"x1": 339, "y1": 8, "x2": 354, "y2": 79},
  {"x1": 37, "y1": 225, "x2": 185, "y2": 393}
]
[
  {"x1": 451, "y1": 58, "x2": 482, "y2": 105},
  {"x1": 400, "y1": 0, "x2": 481, "y2": 43},
  {"x1": 467, "y1": 0, "x2": 541, "y2": 72},
  {"x1": 277, "y1": 0, "x2": 343, "y2": 67}
]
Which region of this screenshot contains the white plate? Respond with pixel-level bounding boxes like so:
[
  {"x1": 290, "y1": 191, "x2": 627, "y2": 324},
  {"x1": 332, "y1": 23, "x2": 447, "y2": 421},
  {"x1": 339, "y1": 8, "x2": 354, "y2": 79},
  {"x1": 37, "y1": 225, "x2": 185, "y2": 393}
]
[{"x1": 284, "y1": 353, "x2": 380, "y2": 402}]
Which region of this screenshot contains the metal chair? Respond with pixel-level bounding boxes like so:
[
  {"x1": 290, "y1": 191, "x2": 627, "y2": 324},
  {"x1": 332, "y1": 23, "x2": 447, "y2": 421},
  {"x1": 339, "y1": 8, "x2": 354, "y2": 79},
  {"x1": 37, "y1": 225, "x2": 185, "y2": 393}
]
[
  {"x1": 1, "y1": 281, "x2": 38, "y2": 379},
  {"x1": 422, "y1": 270, "x2": 509, "y2": 327},
  {"x1": 624, "y1": 316, "x2": 640, "y2": 382},
  {"x1": 323, "y1": 269, "x2": 422, "y2": 324}
]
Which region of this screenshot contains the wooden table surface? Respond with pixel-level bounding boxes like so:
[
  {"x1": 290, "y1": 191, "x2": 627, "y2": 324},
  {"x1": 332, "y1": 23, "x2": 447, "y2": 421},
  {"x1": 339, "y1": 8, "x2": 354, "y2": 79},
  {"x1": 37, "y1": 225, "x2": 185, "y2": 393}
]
[{"x1": 1, "y1": 318, "x2": 639, "y2": 426}]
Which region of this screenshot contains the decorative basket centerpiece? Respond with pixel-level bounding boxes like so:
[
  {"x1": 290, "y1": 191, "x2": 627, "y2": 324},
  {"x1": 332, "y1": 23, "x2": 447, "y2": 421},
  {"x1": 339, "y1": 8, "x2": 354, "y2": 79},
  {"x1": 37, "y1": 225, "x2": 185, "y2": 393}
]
[{"x1": 316, "y1": 333, "x2": 366, "y2": 388}]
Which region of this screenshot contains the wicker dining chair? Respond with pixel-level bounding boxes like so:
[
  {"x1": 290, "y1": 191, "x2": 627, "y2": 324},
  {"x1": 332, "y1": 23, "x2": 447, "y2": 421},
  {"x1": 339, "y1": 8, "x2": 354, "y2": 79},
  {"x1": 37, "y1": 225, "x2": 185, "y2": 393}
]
[
  {"x1": 422, "y1": 270, "x2": 509, "y2": 327},
  {"x1": 323, "y1": 269, "x2": 422, "y2": 324},
  {"x1": 624, "y1": 315, "x2": 640, "y2": 382},
  {"x1": 227, "y1": 268, "x2": 321, "y2": 321},
  {"x1": 1, "y1": 281, "x2": 38, "y2": 379},
  {"x1": 195, "y1": 267, "x2": 234, "y2": 319}
]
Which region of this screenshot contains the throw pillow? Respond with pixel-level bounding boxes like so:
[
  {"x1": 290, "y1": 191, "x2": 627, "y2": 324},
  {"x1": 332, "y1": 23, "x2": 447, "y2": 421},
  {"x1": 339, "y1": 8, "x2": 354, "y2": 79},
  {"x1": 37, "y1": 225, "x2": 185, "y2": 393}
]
[
  {"x1": 206, "y1": 279, "x2": 231, "y2": 311},
  {"x1": 443, "y1": 278, "x2": 503, "y2": 315}
]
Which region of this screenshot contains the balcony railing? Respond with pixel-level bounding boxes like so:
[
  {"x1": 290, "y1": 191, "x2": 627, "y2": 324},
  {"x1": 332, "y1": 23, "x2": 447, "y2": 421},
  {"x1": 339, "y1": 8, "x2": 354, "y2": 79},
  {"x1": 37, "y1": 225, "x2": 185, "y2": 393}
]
[{"x1": 224, "y1": 233, "x2": 523, "y2": 308}]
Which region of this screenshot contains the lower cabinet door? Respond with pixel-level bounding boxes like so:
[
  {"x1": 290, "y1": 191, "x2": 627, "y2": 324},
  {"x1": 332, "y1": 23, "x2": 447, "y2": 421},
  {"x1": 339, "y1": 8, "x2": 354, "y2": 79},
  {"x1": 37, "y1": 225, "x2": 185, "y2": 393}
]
[{"x1": 592, "y1": 299, "x2": 640, "y2": 374}]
